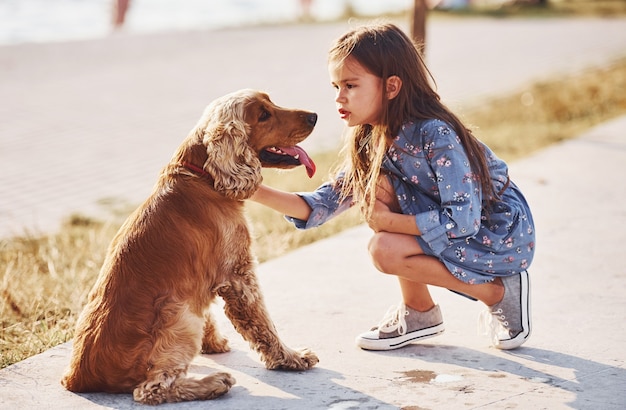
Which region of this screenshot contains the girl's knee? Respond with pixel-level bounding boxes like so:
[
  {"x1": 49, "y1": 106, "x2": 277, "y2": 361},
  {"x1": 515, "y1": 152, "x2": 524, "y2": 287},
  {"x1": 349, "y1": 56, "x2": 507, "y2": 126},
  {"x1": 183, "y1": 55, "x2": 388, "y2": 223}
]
[
  {"x1": 368, "y1": 233, "x2": 396, "y2": 274},
  {"x1": 369, "y1": 231, "x2": 427, "y2": 274}
]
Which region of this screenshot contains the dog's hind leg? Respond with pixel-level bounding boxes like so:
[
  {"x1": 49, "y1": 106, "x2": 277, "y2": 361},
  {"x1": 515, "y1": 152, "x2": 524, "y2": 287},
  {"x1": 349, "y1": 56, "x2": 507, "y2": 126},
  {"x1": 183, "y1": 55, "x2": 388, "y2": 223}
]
[
  {"x1": 216, "y1": 276, "x2": 319, "y2": 371},
  {"x1": 132, "y1": 305, "x2": 236, "y2": 404},
  {"x1": 133, "y1": 369, "x2": 235, "y2": 404}
]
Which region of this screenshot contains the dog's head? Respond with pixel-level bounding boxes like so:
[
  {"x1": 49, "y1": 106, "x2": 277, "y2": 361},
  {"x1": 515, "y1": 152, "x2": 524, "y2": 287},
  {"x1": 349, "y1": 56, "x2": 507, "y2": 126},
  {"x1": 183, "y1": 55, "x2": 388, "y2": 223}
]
[{"x1": 189, "y1": 89, "x2": 317, "y2": 200}]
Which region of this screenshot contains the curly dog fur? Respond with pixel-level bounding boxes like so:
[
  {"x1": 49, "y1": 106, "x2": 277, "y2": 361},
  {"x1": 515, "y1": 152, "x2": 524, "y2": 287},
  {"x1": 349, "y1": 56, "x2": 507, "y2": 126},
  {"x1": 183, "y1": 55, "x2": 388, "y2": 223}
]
[{"x1": 61, "y1": 89, "x2": 319, "y2": 404}]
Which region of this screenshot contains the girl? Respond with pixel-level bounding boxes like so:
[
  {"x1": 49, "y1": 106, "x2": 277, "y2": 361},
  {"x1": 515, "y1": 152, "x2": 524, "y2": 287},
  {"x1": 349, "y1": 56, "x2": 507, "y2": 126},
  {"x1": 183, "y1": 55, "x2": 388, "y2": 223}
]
[{"x1": 250, "y1": 22, "x2": 535, "y2": 351}]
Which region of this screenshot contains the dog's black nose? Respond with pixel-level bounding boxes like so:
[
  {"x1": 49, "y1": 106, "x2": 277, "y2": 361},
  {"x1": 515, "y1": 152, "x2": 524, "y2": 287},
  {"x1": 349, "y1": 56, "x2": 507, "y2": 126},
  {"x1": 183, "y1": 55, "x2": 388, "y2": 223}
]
[{"x1": 307, "y1": 113, "x2": 318, "y2": 127}]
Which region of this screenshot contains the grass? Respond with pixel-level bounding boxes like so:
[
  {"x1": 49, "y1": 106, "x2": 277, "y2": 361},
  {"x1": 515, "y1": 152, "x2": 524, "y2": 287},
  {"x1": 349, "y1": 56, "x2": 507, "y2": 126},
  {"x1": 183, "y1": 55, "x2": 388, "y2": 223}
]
[
  {"x1": 2, "y1": 51, "x2": 626, "y2": 369},
  {"x1": 429, "y1": 0, "x2": 626, "y2": 18},
  {"x1": 463, "y1": 59, "x2": 626, "y2": 159}
]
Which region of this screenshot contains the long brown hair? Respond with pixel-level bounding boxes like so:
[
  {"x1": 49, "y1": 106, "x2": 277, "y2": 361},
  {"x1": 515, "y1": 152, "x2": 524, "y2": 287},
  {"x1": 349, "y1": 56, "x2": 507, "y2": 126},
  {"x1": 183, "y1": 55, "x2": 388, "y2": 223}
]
[{"x1": 330, "y1": 22, "x2": 498, "y2": 218}]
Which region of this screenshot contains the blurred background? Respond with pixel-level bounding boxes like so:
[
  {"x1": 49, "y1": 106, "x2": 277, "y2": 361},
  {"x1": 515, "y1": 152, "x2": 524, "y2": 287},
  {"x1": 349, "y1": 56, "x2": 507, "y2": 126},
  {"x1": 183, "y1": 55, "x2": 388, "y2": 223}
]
[
  {"x1": 2, "y1": 0, "x2": 414, "y2": 45},
  {"x1": 0, "y1": 0, "x2": 562, "y2": 46},
  {"x1": 1, "y1": 0, "x2": 625, "y2": 238}
]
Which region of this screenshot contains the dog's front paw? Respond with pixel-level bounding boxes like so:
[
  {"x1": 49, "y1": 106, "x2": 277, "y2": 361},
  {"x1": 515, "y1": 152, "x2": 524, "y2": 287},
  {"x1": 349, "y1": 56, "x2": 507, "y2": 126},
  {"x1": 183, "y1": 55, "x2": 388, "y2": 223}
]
[
  {"x1": 266, "y1": 348, "x2": 319, "y2": 371},
  {"x1": 296, "y1": 348, "x2": 319, "y2": 369},
  {"x1": 198, "y1": 371, "x2": 236, "y2": 399}
]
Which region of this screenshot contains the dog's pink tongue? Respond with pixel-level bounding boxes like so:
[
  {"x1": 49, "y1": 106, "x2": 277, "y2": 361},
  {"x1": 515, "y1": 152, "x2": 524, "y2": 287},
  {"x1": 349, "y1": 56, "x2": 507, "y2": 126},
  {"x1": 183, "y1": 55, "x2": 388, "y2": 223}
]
[{"x1": 281, "y1": 146, "x2": 316, "y2": 178}]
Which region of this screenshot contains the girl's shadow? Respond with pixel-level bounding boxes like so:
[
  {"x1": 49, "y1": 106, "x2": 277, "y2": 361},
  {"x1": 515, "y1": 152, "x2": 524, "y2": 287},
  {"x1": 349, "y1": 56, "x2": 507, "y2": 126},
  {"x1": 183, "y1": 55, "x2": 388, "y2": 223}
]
[{"x1": 378, "y1": 343, "x2": 625, "y2": 409}]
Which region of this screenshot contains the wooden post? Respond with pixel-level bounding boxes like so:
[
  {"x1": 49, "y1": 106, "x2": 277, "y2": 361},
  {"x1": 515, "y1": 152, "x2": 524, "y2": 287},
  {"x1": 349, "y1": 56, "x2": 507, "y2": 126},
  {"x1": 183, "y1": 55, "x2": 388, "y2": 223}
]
[{"x1": 411, "y1": 0, "x2": 428, "y2": 56}]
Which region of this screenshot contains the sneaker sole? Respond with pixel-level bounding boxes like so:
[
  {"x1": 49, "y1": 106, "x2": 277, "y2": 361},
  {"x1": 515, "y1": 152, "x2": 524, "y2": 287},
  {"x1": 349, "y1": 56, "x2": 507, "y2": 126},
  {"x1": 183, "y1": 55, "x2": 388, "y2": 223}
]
[
  {"x1": 495, "y1": 270, "x2": 531, "y2": 350},
  {"x1": 356, "y1": 323, "x2": 445, "y2": 351}
]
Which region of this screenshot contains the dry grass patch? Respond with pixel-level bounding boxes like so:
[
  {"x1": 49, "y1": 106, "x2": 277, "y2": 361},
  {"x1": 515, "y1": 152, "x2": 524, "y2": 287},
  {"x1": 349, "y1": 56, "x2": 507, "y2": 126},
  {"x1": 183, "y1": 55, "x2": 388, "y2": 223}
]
[
  {"x1": 0, "y1": 220, "x2": 116, "y2": 367},
  {"x1": 465, "y1": 58, "x2": 626, "y2": 161}
]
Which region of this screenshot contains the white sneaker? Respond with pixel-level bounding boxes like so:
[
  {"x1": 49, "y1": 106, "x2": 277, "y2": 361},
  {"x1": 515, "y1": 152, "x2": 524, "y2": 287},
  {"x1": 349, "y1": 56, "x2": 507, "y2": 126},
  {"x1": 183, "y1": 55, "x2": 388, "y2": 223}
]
[
  {"x1": 479, "y1": 270, "x2": 531, "y2": 350},
  {"x1": 356, "y1": 303, "x2": 445, "y2": 351}
]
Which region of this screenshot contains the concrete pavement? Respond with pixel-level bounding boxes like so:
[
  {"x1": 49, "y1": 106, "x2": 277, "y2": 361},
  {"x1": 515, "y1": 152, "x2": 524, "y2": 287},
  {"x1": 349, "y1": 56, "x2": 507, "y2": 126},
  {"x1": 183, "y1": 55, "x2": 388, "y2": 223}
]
[{"x1": 1, "y1": 15, "x2": 626, "y2": 409}]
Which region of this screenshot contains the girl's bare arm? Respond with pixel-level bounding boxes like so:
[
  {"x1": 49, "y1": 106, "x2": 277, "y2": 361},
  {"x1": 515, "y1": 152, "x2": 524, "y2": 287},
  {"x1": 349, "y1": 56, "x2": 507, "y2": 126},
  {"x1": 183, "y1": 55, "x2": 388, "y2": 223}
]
[{"x1": 249, "y1": 184, "x2": 312, "y2": 221}]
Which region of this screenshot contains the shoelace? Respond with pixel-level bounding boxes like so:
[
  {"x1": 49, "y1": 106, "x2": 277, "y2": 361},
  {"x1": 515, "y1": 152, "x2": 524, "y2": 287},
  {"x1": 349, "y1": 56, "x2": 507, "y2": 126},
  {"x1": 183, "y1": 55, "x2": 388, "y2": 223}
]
[
  {"x1": 478, "y1": 308, "x2": 508, "y2": 345},
  {"x1": 378, "y1": 304, "x2": 409, "y2": 335}
]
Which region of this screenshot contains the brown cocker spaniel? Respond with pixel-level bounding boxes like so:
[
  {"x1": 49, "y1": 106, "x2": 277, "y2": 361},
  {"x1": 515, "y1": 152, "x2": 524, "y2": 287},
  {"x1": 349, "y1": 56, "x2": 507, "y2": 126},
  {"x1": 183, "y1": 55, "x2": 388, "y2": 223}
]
[{"x1": 61, "y1": 89, "x2": 319, "y2": 404}]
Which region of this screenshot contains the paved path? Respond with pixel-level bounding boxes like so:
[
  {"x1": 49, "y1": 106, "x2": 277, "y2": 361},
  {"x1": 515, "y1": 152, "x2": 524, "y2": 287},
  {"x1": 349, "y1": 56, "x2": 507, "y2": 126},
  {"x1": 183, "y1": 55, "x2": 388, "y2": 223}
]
[
  {"x1": 1, "y1": 16, "x2": 626, "y2": 236},
  {"x1": 1, "y1": 15, "x2": 626, "y2": 410}
]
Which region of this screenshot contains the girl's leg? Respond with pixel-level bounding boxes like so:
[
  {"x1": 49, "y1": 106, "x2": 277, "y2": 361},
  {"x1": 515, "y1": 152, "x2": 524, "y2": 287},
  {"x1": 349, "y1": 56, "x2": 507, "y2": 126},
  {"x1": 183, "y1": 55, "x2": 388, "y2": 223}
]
[
  {"x1": 397, "y1": 278, "x2": 434, "y2": 312},
  {"x1": 365, "y1": 175, "x2": 528, "y2": 350},
  {"x1": 371, "y1": 175, "x2": 504, "y2": 308},
  {"x1": 369, "y1": 232, "x2": 504, "y2": 307}
]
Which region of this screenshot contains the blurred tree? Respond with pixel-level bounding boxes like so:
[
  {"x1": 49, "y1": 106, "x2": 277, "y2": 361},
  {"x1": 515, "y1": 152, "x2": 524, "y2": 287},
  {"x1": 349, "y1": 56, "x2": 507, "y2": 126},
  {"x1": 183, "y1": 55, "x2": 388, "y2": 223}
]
[
  {"x1": 113, "y1": 0, "x2": 130, "y2": 28},
  {"x1": 411, "y1": 0, "x2": 428, "y2": 56},
  {"x1": 299, "y1": 0, "x2": 314, "y2": 22}
]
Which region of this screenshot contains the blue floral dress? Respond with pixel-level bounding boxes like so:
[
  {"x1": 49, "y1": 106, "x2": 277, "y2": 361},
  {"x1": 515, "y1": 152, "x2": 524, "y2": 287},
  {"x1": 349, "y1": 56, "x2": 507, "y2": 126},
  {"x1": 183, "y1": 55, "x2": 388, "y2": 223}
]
[{"x1": 287, "y1": 119, "x2": 536, "y2": 284}]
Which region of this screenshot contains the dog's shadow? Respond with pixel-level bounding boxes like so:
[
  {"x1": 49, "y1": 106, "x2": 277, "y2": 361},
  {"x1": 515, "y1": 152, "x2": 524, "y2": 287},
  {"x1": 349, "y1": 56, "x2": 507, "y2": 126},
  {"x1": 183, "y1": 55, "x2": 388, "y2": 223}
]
[
  {"x1": 69, "y1": 340, "x2": 625, "y2": 409},
  {"x1": 78, "y1": 346, "x2": 397, "y2": 409},
  {"x1": 189, "y1": 347, "x2": 396, "y2": 409}
]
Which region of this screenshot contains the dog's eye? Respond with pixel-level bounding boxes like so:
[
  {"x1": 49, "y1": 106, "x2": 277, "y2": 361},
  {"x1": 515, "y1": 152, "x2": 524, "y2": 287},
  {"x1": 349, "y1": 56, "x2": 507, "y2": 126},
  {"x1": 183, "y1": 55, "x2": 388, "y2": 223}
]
[{"x1": 259, "y1": 109, "x2": 271, "y2": 122}]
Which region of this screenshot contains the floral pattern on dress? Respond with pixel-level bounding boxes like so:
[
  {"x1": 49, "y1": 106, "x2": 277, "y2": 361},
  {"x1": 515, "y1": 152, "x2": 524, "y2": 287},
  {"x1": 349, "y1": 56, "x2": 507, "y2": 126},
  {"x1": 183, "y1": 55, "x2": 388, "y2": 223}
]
[{"x1": 287, "y1": 119, "x2": 536, "y2": 284}]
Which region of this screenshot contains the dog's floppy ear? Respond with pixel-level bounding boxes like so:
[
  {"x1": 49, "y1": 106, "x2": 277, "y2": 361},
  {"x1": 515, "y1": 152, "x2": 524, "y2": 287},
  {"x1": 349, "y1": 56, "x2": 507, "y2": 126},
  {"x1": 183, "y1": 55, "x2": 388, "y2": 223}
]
[{"x1": 203, "y1": 120, "x2": 262, "y2": 200}]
